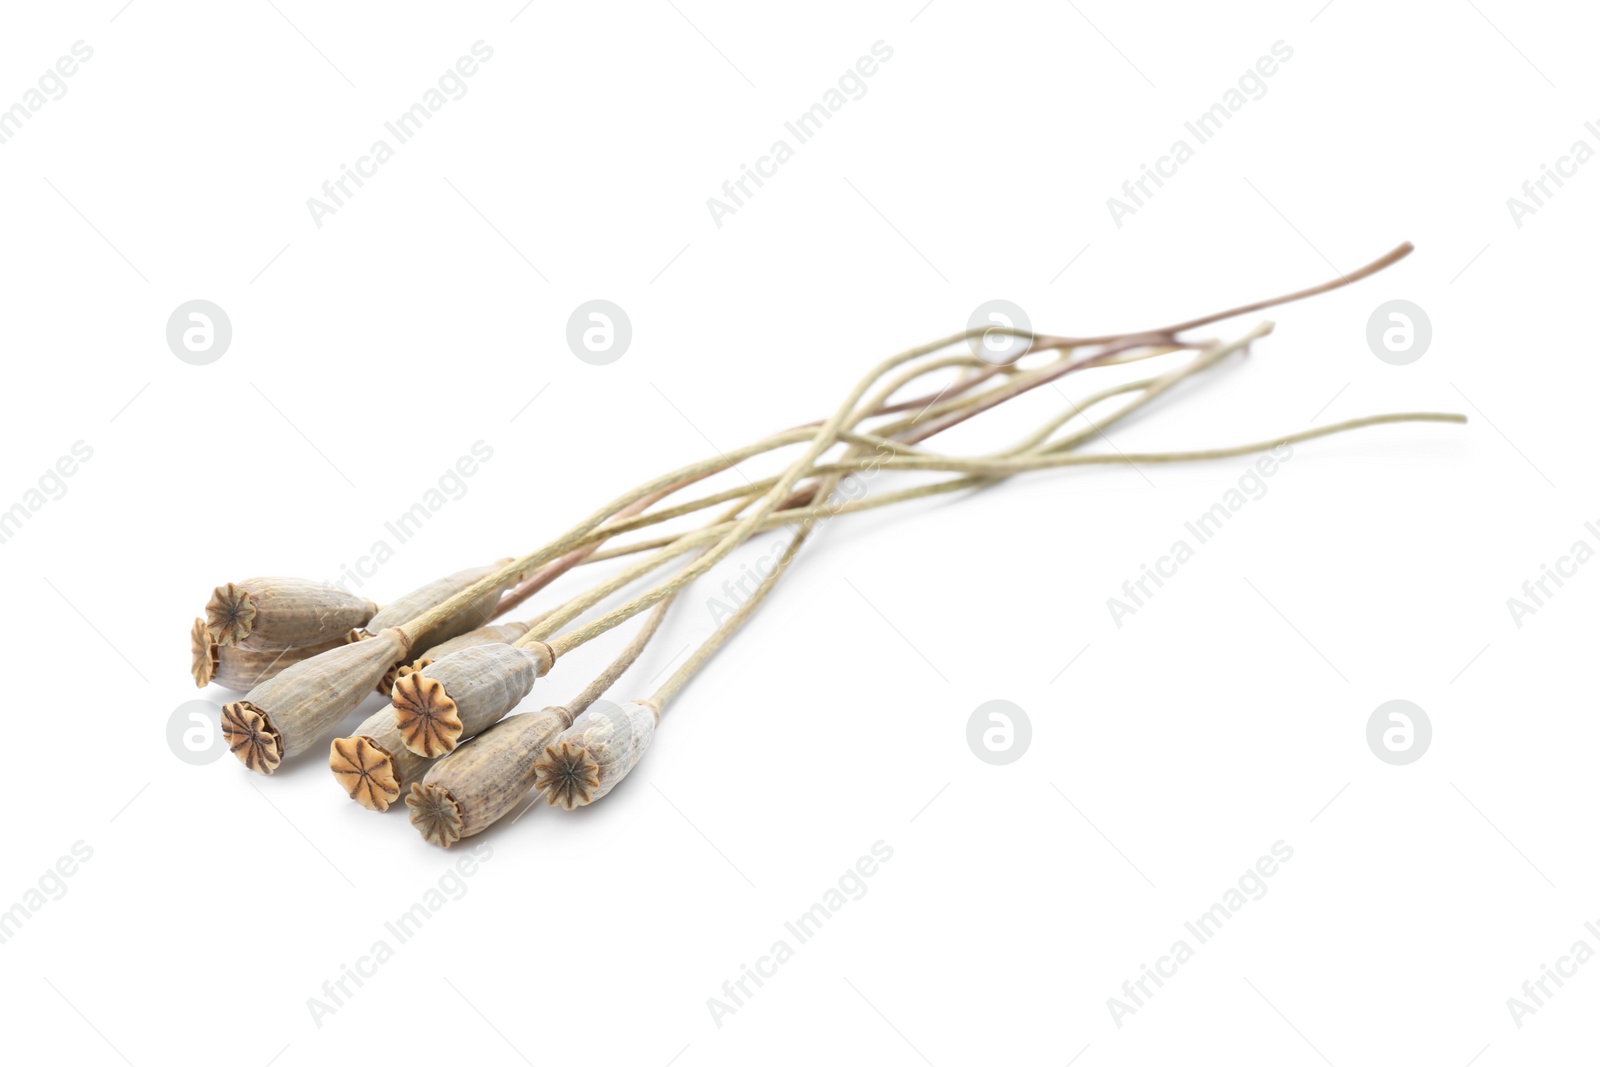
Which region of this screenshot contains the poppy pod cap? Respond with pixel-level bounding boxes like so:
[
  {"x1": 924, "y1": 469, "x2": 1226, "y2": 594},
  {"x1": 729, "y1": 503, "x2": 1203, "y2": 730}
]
[
  {"x1": 329, "y1": 705, "x2": 435, "y2": 812},
  {"x1": 406, "y1": 782, "x2": 464, "y2": 848}
]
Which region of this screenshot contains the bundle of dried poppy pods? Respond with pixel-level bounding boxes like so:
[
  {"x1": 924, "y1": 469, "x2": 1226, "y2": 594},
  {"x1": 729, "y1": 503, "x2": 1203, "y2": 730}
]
[{"x1": 189, "y1": 244, "x2": 1466, "y2": 846}]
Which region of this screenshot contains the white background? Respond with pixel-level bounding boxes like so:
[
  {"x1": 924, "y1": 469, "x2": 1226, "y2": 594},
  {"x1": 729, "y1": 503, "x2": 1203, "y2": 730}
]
[{"x1": 0, "y1": 1, "x2": 1594, "y2": 1064}]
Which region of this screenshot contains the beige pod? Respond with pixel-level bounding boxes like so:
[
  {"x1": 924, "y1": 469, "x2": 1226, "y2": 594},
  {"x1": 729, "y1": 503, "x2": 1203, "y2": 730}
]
[
  {"x1": 388, "y1": 620, "x2": 533, "y2": 697},
  {"x1": 328, "y1": 708, "x2": 435, "y2": 813},
  {"x1": 405, "y1": 707, "x2": 573, "y2": 847},
  {"x1": 362, "y1": 564, "x2": 500, "y2": 633},
  {"x1": 534, "y1": 699, "x2": 661, "y2": 810},
  {"x1": 191, "y1": 619, "x2": 355, "y2": 689},
  {"x1": 367, "y1": 564, "x2": 519, "y2": 695},
  {"x1": 221, "y1": 628, "x2": 410, "y2": 775},
  {"x1": 209, "y1": 628, "x2": 357, "y2": 691},
  {"x1": 405, "y1": 620, "x2": 534, "y2": 674},
  {"x1": 389, "y1": 642, "x2": 548, "y2": 759},
  {"x1": 206, "y1": 577, "x2": 377, "y2": 651}
]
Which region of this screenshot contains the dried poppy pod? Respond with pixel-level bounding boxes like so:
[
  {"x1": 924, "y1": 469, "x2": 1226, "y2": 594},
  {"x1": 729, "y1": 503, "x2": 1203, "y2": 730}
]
[
  {"x1": 388, "y1": 618, "x2": 534, "y2": 695},
  {"x1": 206, "y1": 577, "x2": 377, "y2": 651},
  {"x1": 221, "y1": 628, "x2": 410, "y2": 774},
  {"x1": 366, "y1": 563, "x2": 519, "y2": 695},
  {"x1": 389, "y1": 642, "x2": 551, "y2": 759},
  {"x1": 534, "y1": 699, "x2": 661, "y2": 810},
  {"x1": 363, "y1": 561, "x2": 514, "y2": 643},
  {"x1": 406, "y1": 707, "x2": 573, "y2": 847},
  {"x1": 190, "y1": 617, "x2": 351, "y2": 690},
  {"x1": 210, "y1": 629, "x2": 357, "y2": 691},
  {"x1": 328, "y1": 707, "x2": 434, "y2": 813},
  {"x1": 403, "y1": 620, "x2": 535, "y2": 676}
]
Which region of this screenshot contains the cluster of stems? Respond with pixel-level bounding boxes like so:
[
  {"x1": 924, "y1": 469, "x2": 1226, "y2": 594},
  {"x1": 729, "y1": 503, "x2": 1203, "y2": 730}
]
[{"x1": 189, "y1": 242, "x2": 1464, "y2": 846}]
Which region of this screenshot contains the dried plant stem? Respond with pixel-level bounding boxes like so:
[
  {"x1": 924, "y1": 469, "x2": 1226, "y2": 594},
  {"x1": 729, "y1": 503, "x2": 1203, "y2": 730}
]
[
  {"x1": 404, "y1": 354, "x2": 1078, "y2": 653},
  {"x1": 1034, "y1": 326, "x2": 1270, "y2": 456},
  {"x1": 559, "y1": 323, "x2": 1449, "y2": 579},
  {"x1": 821, "y1": 411, "x2": 1470, "y2": 476},
  {"x1": 512, "y1": 406, "x2": 1465, "y2": 604},
  {"x1": 573, "y1": 364, "x2": 1157, "y2": 563},
  {"x1": 490, "y1": 488, "x2": 678, "y2": 619},
  {"x1": 498, "y1": 427, "x2": 929, "y2": 558},
  {"x1": 569, "y1": 597, "x2": 674, "y2": 717},
  {"x1": 1136, "y1": 241, "x2": 1416, "y2": 340},
  {"x1": 1027, "y1": 242, "x2": 1416, "y2": 350},
  {"x1": 652, "y1": 513, "x2": 815, "y2": 710},
  {"x1": 1001, "y1": 377, "x2": 1158, "y2": 455},
  {"x1": 392, "y1": 434, "x2": 816, "y2": 648},
  {"x1": 518, "y1": 349, "x2": 1018, "y2": 690},
  {"x1": 518, "y1": 333, "x2": 1056, "y2": 659},
  {"x1": 389, "y1": 302, "x2": 1127, "y2": 653},
  {"x1": 393, "y1": 424, "x2": 940, "y2": 650},
  {"x1": 538, "y1": 412, "x2": 979, "y2": 559},
  {"x1": 888, "y1": 244, "x2": 1418, "y2": 449},
  {"x1": 537, "y1": 514, "x2": 819, "y2": 810}
]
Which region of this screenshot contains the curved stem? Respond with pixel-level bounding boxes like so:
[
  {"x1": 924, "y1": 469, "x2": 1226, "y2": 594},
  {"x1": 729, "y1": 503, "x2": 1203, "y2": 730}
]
[{"x1": 524, "y1": 409, "x2": 1464, "y2": 659}]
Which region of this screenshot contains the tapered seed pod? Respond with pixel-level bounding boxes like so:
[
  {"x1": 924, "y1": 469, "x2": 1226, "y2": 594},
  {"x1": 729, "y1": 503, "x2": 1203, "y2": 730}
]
[
  {"x1": 400, "y1": 620, "x2": 534, "y2": 678},
  {"x1": 206, "y1": 577, "x2": 377, "y2": 651},
  {"x1": 388, "y1": 619, "x2": 533, "y2": 696},
  {"x1": 534, "y1": 699, "x2": 660, "y2": 810},
  {"x1": 211, "y1": 630, "x2": 357, "y2": 691},
  {"x1": 191, "y1": 610, "x2": 362, "y2": 690},
  {"x1": 221, "y1": 628, "x2": 410, "y2": 775},
  {"x1": 366, "y1": 563, "x2": 518, "y2": 695},
  {"x1": 389, "y1": 643, "x2": 548, "y2": 759},
  {"x1": 406, "y1": 707, "x2": 573, "y2": 847},
  {"x1": 328, "y1": 707, "x2": 435, "y2": 812},
  {"x1": 361, "y1": 564, "x2": 493, "y2": 633}
]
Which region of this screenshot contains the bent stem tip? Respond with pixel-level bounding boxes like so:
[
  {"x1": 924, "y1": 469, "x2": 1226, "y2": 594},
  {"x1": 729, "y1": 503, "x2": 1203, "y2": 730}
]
[
  {"x1": 406, "y1": 782, "x2": 463, "y2": 848},
  {"x1": 221, "y1": 701, "x2": 282, "y2": 775},
  {"x1": 534, "y1": 740, "x2": 601, "y2": 811},
  {"x1": 205, "y1": 583, "x2": 256, "y2": 648},
  {"x1": 328, "y1": 735, "x2": 401, "y2": 812},
  {"x1": 190, "y1": 618, "x2": 217, "y2": 688},
  {"x1": 391, "y1": 671, "x2": 463, "y2": 758}
]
